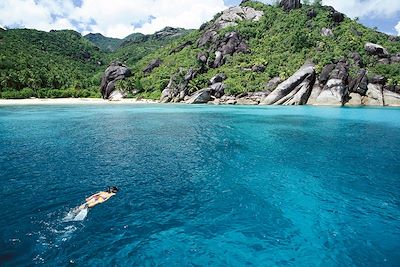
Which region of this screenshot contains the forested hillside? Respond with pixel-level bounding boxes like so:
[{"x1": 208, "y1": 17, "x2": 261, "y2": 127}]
[
  {"x1": 0, "y1": 29, "x2": 105, "y2": 98},
  {"x1": 0, "y1": 27, "x2": 191, "y2": 98},
  {"x1": 119, "y1": 1, "x2": 400, "y2": 100},
  {"x1": 109, "y1": 27, "x2": 192, "y2": 66},
  {"x1": 84, "y1": 33, "x2": 123, "y2": 52},
  {"x1": 0, "y1": 0, "x2": 399, "y2": 101}
]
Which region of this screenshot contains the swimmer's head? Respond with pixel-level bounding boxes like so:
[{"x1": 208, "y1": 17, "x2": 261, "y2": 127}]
[{"x1": 107, "y1": 186, "x2": 119, "y2": 193}]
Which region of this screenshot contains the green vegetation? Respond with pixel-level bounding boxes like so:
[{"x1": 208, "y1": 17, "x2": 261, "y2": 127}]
[
  {"x1": 84, "y1": 33, "x2": 124, "y2": 52},
  {"x1": 125, "y1": 1, "x2": 400, "y2": 97},
  {"x1": 0, "y1": 29, "x2": 104, "y2": 98},
  {"x1": 1, "y1": 1, "x2": 399, "y2": 99},
  {"x1": 0, "y1": 28, "x2": 189, "y2": 99},
  {"x1": 109, "y1": 29, "x2": 192, "y2": 66}
]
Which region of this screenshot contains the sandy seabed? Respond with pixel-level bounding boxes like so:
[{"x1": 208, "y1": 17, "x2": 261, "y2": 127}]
[{"x1": 0, "y1": 98, "x2": 159, "y2": 105}]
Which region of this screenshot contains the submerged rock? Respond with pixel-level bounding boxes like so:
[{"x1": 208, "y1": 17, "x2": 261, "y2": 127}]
[
  {"x1": 261, "y1": 63, "x2": 315, "y2": 105},
  {"x1": 100, "y1": 62, "x2": 132, "y2": 99}
]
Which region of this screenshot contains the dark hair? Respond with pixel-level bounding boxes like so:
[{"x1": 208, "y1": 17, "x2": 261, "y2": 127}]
[{"x1": 107, "y1": 186, "x2": 119, "y2": 193}]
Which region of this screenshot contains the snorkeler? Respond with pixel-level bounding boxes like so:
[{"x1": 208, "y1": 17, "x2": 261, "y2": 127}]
[
  {"x1": 64, "y1": 186, "x2": 119, "y2": 222},
  {"x1": 79, "y1": 186, "x2": 119, "y2": 209}
]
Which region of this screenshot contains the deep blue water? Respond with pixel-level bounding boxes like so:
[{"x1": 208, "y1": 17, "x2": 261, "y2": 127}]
[{"x1": 0, "y1": 104, "x2": 399, "y2": 266}]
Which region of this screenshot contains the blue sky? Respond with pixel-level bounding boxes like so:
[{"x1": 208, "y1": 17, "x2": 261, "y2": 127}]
[{"x1": 0, "y1": 0, "x2": 399, "y2": 38}]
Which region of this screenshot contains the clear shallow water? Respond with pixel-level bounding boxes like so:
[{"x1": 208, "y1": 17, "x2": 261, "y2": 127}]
[{"x1": 0, "y1": 104, "x2": 399, "y2": 266}]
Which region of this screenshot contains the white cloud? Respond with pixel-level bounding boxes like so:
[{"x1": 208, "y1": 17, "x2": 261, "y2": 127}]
[
  {"x1": 0, "y1": 0, "x2": 228, "y2": 38},
  {"x1": 0, "y1": 0, "x2": 399, "y2": 38},
  {"x1": 322, "y1": 0, "x2": 400, "y2": 18},
  {"x1": 396, "y1": 21, "x2": 400, "y2": 36}
]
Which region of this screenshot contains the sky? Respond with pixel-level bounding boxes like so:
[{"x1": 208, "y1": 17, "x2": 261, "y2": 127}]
[{"x1": 0, "y1": 0, "x2": 399, "y2": 38}]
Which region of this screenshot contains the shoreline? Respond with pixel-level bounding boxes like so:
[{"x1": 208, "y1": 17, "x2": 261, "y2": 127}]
[
  {"x1": 0, "y1": 98, "x2": 159, "y2": 105},
  {"x1": 0, "y1": 98, "x2": 399, "y2": 108}
]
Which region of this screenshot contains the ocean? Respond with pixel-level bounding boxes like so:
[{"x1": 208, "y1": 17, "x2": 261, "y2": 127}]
[{"x1": 0, "y1": 104, "x2": 399, "y2": 266}]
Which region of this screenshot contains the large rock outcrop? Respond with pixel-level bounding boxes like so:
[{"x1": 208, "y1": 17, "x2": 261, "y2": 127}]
[
  {"x1": 216, "y1": 6, "x2": 263, "y2": 29},
  {"x1": 186, "y1": 89, "x2": 212, "y2": 104},
  {"x1": 143, "y1": 58, "x2": 162, "y2": 74},
  {"x1": 331, "y1": 11, "x2": 344, "y2": 23},
  {"x1": 348, "y1": 69, "x2": 368, "y2": 96},
  {"x1": 365, "y1": 42, "x2": 389, "y2": 57},
  {"x1": 306, "y1": 81, "x2": 323, "y2": 105},
  {"x1": 313, "y1": 61, "x2": 349, "y2": 105},
  {"x1": 261, "y1": 63, "x2": 315, "y2": 105},
  {"x1": 210, "y1": 32, "x2": 249, "y2": 68},
  {"x1": 345, "y1": 93, "x2": 362, "y2": 106},
  {"x1": 362, "y1": 84, "x2": 384, "y2": 106},
  {"x1": 198, "y1": 6, "x2": 263, "y2": 47},
  {"x1": 186, "y1": 73, "x2": 228, "y2": 104},
  {"x1": 209, "y1": 73, "x2": 227, "y2": 98},
  {"x1": 280, "y1": 0, "x2": 301, "y2": 11},
  {"x1": 108, "y1": 90, "x2": 127, "y2": 101},
  {"x1": 194, "y1": 6, "x2": 263, "y2": 71},
  {"x1": 100, "y1": 62, "x2": 132, "y2": 99},
  {"x1": 160, "y1": 68, "x2": 197, "y2": 103},
  {"x1": 383, "y1": 90, "x2": 400, "y2": 106},
  {"x1": 235, "y1": 92, "x2": 269, "y2": 105}
]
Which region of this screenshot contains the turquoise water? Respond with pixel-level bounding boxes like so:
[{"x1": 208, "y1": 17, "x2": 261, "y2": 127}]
[{"x1": 0, "y1": 105, "x2": 399, "y2": 266}]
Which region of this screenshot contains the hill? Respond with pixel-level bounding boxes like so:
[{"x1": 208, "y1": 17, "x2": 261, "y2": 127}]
[
  {"x1": 0, "y1": 29, "x2": 106, "y2": 98},
  {"x1": 106, "y1": 27, "x2": 193, "y2": 66},
  {"x1": 84, "y1": 27, "x2": 192, "y2": 54},
  {"x1": 0, "y1": 27, "x2": 190, "y2": 98},
  {"x1": 84, "y1": 33, "x2": 123, "y2": 52},
  {"x1": 115, "y1": 0, "x2": 399, "y2": 104},
  {"x1": 1, "y1": 1, "x2": 399, "y2": 104}
]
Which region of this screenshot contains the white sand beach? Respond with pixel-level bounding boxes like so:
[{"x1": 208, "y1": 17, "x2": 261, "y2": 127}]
[{"x1": 0, "y1": 98, "x2": 159, "y2": 105}]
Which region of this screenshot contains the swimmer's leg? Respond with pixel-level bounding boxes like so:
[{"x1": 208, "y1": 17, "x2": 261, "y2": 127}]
[{"x1": 78, "y1": 203, "x2": 89, "y2": 210}]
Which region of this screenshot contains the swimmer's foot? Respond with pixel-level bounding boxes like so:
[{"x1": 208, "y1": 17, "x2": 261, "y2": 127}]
[{"x1": 79, "y1": 203, "x2": 88, "y2": 210}]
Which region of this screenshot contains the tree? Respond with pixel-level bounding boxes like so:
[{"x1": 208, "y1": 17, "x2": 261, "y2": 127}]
[{"x1": 313, "y1": 0, "x2": 322, "y2": 6}]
